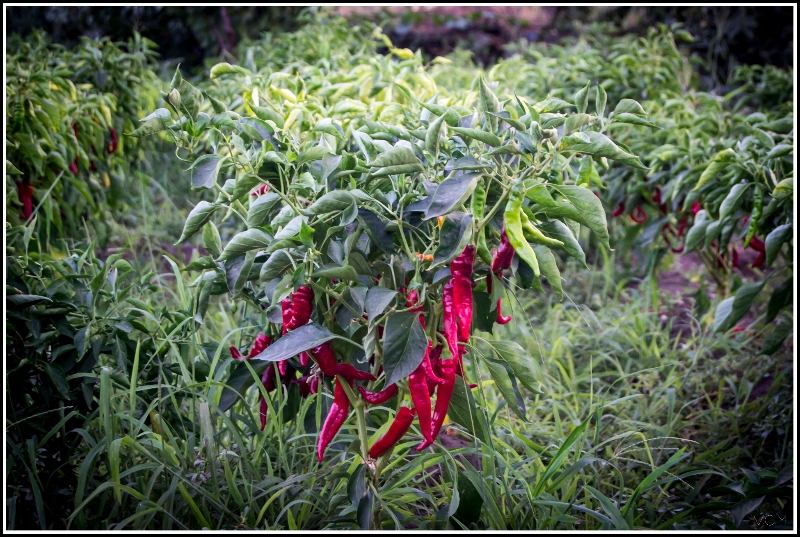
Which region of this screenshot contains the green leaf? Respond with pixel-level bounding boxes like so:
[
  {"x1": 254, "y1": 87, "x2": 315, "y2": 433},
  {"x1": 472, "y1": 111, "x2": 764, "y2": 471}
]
[
  {"x1": 274, "y1": 215, "x2": 306, "y2": 241},
  {"x1": 365, "y1": 286, "x2": 397, "y2": 322},
  {"x1": 449, "y1": 127, "x2": 502, "y2": 147},
  {"x1": 433, "y1": 212, "x2": 474, "y2": 267},
  {"x1": 425, "y1": 172, "x2": 482, "y2": 220},
  {"x1": 549, "y1": 185, "x2": 610, "y2": 248},
  {"x1": 766, "y1": 144, "x2": 792, "y2": 159},
  {"x1": 574, "y1": 82, "x2": 590, "y2": 114},
  {"x1": 760, "y1": 117, "x2": 793, "y2": 134},
  {"x1": 684, "y1": 210, "x2": 710, "y2": 253},
  {"x1": 312, "y1": 264, "x2": 360, "y2": 282},
  {"x1": 6, "y1": 160, "x2": 23, "y2": 176},
  {"x1": 448, "y1": 376, "x2": 490, "y2": 443},
  {"x1": 564, "y1": 113, "x2": 594, "y2": 135},
  {"x1": 201, "y1": 222, "x2": 223, "y2": 258},
  {"x1": 534, "y1": 98, "x2": 574, "y2": 113},
  {"x1": 613, "y1": 98, "x2": 646, "y2": 116},
  {"x1": 766, "y1": 277, "x2": 792, "y2": 323},
  {"x1": 247, "y1": 193, "x2": 281, "y2": 228},
  {"x1": 425, "y1": 112, "x2": 446, "y2": 158},
  {"x1": 772, "y1": 178, "x2": 793, "y2": 200},
  {"x1": 533, "y1": 414, "x2": 592, "y2": 496},
  {"x1": 538, "y1": 220, "x2": 586, "y2": 266},
  {"x1": 298, "y1": 146, "x2": 333, "y2": 166},
  {"x1": 761, "y1": 322, "x2": 792, "y2": 355},
  {"x1": 483, "y1": 356, "x2": 526, "y2": 420},
  {"x1": 713, "y1": 281, "x2": 766, "y2": 333},
  {"x1": 719, "y1": 183, "x2": 750, "y2": 221},
  {"x1": 302, "y1": 190, "x2": 357, "y2": 216},
  {"x1": 233, "y1": 251, "x2": 256, "y2": 297},
  {"x1": 128, "y1": 117, "x2": 166, "y2": 137},
  {"x1": 694, "y1": 149, "x2": 736, "y2": 191},
  {"x1": 765, "y1": 224, "x2": 792, "y2": 267},
  {"x1": 490, "y1": 341, "x2": 542, "y2": 395},
  {"x1": 383, "y1": 312, "x2": 428, "y2": 386},
  {"x1": 532, "y1": 245, "x2": 562, "y2": 299},
  {"x1": 260, "y1": 249, "x2": 297, "y2": 282},
  {"x1": 595, "y1": 85, "x2": 607, "y2": 117},
  {"x1": 188, "y1": 155, "x2": 227, "y2": 190},
  {"x1": 314, "y1": 118, "x2": 344, "y2": 139},
  {"x1": 209, "y1": 62, "x2": 249, "y2": 79},
  {"x1": 560, "y1": 131, "x2": 646, "y2": 169},
  {"x1": 586, "y1": 486, "x2": 629, "y2": 530},
  {"x1": 611, "y1": 113, "x2": 659, "y2": 128},
  {"x1": 219, "y1": 228, "x2": 273, "y2": 261},
  {"x1": 370, "y1": 146, "x2": 421, "y2": 169},
  {"x1": 177, "y1": 201, "x2": 218, "y2": 244}
]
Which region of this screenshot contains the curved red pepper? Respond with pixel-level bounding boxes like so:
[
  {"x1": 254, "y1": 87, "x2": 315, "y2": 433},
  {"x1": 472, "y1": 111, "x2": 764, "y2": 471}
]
[
  {"x1": 451, "y1": 245, "x2": 475, "y2": 343},
  {"x1": 247, "y1": 333, "x2": 272, "y2": 358},
  {"x1": 335, "y1": 363, "x2": 377, "y2": 381},
  {"x1": 677, "y1": 217, "x2": 688, "y2": 239},
  {"x1": 290, "y1": 286, "x2": 314, "y2": 328},
  {"x1": 491, "y1": 226, "x2": 515, "y2": 274},
  {"x1": 70, "y1": 157, "x2": 79, "y2": 175},
  {"x1": 409, "y1": 363, "x2": 433, "y2": 445},
  {"x1": 442, "y1": 280, "x2": 460, "y2": 362},
  {"x1": 631, "y1": 206, "x2": 647, "y2": 223},
  {"x1": 407, "y1": 289, "x2": 426, "y2": 328},
  {"x1": 310, "y1": 343, "x2": 338, "y2": 376},
  {"x1": 752, "y1": 251, "x2": 766, "y2": 268},
  {"x1": 317, "y1": 377, "x2": 352, "y2": 461},
  {"x1": 229, "y1": 346, "x2": 242, "y2": 360},
  {"x1": 106, "y1": 128, "x2": 118, "y2": 154},
  {"x1": 358, "y1": 383, "x2": 398, "y2": 405},
  {"x1": 293, "y1": 374, "x2": 317, "y2": 398},
  {"x1": 691, "y1": 201, "x2": 701, "y2": 216},
  {"x1": 251, "y1": 183, "x2": 270, "y2": 196},
  {"x1": 612, "y1": 202, "x2": 625, "y2": 217},
  {"x1": 417, "y1": 357, "x2": 457, "y2": 451},
  {"x1": 495, "y1": 299, "x2": 512, "y2": 324},
  {"x1": 16, "y1": 181, "x2": 34, "y2": 220},
  {"x1": 731, "y1": 246, "x2": 739, "y2": 268},
  {"x1": 426, "y1": 344, "x2": 443, "y2": 392},
  {"x1": 421, "y1": 341, "x2": 445, "y2": 385},
  {"x1": 279, "y1": 297, "x2": 294, "y2": 375},
  {"x1": 369, "y1": 406, "x2": 416, "y2": 459}
]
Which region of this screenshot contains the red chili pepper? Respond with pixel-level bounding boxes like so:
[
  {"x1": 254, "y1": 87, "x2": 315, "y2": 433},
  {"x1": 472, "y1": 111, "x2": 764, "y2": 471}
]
[
  {"x1": 670, "y1": 244, "x2": 685, "y2": 254},
  {"x1": 418, "y1": 357, "x2": 457, "y2": 451},
  {"x1": 731, "y1": 247, "x2": 739, "y2": 268},
  {"x1": 612, "y1": 202, "x2": 625, "y2": 217},
  {"x1": 752, "y1": 251, "x2": 766, "y2": 268},
  {"x1": 229, "y1": 346, "x2": 243, "y2": 360},
  {"x1": 442, "y1": 280, "x2": 460, "y2": 362},
  {"x1": 317, "y1": 377, "x2": 352, "y2": 461},
  {"x1": 251, "y1": 183, "x2": 270, "y2": 196},
  {"x1": 259, "y1": 364, "x2": 278, "y2": 431},
  {"x1": 293, "y1": 374, "x2": 317, "y2": 398},
  {"x1": 490, "y1": 226, "x2": 515, "y2": 274},
  {"x1": 426, "y1": 344, "x2": 443, "y2": 392},
  {"x1": 691, "y1": 201, "x2": 701, "y2": 216},
  {"x1": 106, "y1": 128, "x2": 118, "y2": 154},
  {"x1": 358, "y1": 383, "x2": 399, "y2": 405},
  {"x1": 16, "y1": 181, "x2": 34, "y2": 220},
  {"x1": 310, "y1": 342, "x2": 338, "y2": 376},
  {"x1": 289, "y1": 286, "x2": 314, "y2": 328},
  {"x1": 451, "y1": 245, "x2": 475, "y2": 343},
  {"x1": 677, "y1": 218, "x2": 688, "y2": 239},
  {"x1": 281, "y1": 297, "x2": 294, "y2": 335},
  {"x1": 406, "y1": 289, "x2": 425, "y2": 328},
  {"x1": 369, "y1": 406, "x2": 416, "y2": 459},
  {"x1": 732, "y1": 326, "x2": 746, "y2": 333},
  {"x1": 72, "y1": 123, "x2": 79, "y2": 138},
  {"x1": 495, "y1": 299, "x2": 512, "y2": 324},
  {"x1": 335, "y1": 363, "x2": 377, "y2": 382},
  {"x1": 741, "y1": 215, "x2": 750, "y2": 228},
  {"x1": 409, "y1": 359, "x2": 434, "y2": 446},
  {"x1": 421, "y1": 341, "x2": 445, "y2": 385},
  {"x1": 748, "y1": 236, "x2": 766, "y2": 253},
  {"x1": 70, "y1": 157, "x2": 79, "y2": 174},
  {"x1": 631, "y1": 206, "x2": 647, "y2": 223}
]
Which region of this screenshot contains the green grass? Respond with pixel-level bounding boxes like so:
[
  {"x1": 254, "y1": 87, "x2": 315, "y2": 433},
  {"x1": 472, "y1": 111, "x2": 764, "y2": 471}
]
[{"x1": 9, "y1": 233, "x2": 790, "y2": 530}]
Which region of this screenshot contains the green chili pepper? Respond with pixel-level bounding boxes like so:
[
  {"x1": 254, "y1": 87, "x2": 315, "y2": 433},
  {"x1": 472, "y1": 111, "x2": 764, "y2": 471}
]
[
  {"x1": 744, "y1": 183, "x2": 763, "y2": 249},
  {"x1": 520, "y1": 208, "x2": 564, "y2": 248},
  {"x1": 503, "y1": 178, "x2": 540, "y2": 277},
  {"x1": 470, "y1": 178, "x2": 492, "y2": 264}
]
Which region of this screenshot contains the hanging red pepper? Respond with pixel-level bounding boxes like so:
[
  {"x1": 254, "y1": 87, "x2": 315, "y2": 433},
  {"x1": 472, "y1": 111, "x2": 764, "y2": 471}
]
[
  {"x1": 106, "y1": 128, "x2": 118, "y2": 154},
  {"x1": 495, "y1": 299, "x2": 511, "y2": 324},
  {"x1": 426, "y1": 343, "x2": 443, "y2": 392},
  {"x1": 293, "y1": 374, "x2": 318, "y2": 398},
  {"x1": 70, "y1": 157, "x2": 79, "y2": 175},
  {"x1": 691, "y1": 201, "x2": 701, "y2": 216},
  {"x1": 317, "y1": 377, "x2": 352, "y2": 461},
  {"x1": 251, "y1": 183, "x2": 270, "y2": 196},
  {"x1": 16, "y1": 181, "x2": 34, "y2": 220},
  {"x1": 490, "y1": 226, "x2": 515, "y2": 274},
  {"x1": 418, "y1": 357, "x2": 457, "y2": 451},
  {"x1": 289, "y1": 286, "x2": 314, "y2": 328},
  {"x1": 406, "y1": 289, "x2": 425, "y2": 328},
  {"x1": 731, "y1": 246, "x2": 739, "y2": 268},
  {"x1": 247, "y1": 333, "x2": 272, "y2": 358},
  {"x1": 309, "y1": 342, "x2": 376, "y2": 381},
  {"x1": 442, "y1": 280, "x2": 460, "y2": 362},
  {"x1": 358, "y1": 383, "x2": 398, "y2": 405},
  {"x1": 369, "y1": 406, "x2": 416, "y2": 459},
  {"x1": 677, "y1": 217, "x2": 688, "y2": 239},
  {"x1": 259, "y1": 364, "x2": 277, "y2": 431},
  {"x1": 612, "y1": 202, "x2": 625, "y2": 217},
  {"x1": 451, "y1": 245, "x2": 475, "y2": 343},
  {"x1": 749, "y1": 236, "x2": 766, "y2": 268},
  {"x1": 631, "y1": 206, "x2": 647, "y2": 223}
]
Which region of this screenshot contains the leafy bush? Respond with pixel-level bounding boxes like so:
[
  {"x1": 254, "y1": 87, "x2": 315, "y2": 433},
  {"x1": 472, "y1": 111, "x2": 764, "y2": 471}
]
[{"x1": 5, "y1": 31, "x2": 161, "y2": 246}]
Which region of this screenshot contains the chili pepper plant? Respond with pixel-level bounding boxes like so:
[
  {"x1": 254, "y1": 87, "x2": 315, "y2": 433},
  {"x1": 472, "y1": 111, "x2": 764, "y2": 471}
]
[{"x1": 134, "y1": 37, "x2": 651, "y2": 522}]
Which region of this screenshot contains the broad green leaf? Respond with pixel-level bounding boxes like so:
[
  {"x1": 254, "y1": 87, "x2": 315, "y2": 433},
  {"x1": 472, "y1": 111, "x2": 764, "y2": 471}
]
[
  {"x1": 274, "y1": 215, "x2": 306, "y2": 240},
  {"x1": 298, "y1": 146, "x2": 333, "y2": 165},
  {"x1": 534, "y1": 98, "x2": 574, "y2": 113},
  {"x1": 611, "y1": 113, "x2": 659, "y2": 128},
  {"x1": 694, "y1": 149, "x2": 736, "y2": 191},
  {"x1": 370, "y1": 146, "x2": 421, "y2": 169},
  {"x1": 302, "y1": 190, "x2": 357, "y2": 216},
  {"x1": 201, "y1": 222, "x2": 223, "y2": 258},
  {"x1": 188, "y1": 155, "x2": 227, "y2": 190},
  {"x1": 433, "y1": 212, "x2": 473, "y2": 267},
  {"x1": 7, "y1": 294, "x2": 52, "y2": 308},
  {"x1": 483, "y1": 356, "x2": 526, "y2": 420},
  {"x1": 538, "y1": 220, "x2": 586, "y2": 266},
  {"x1": 383, "y1": 312, "x2": 428, "y2": 386},
  {"x1": 490, "y1": 341, "x2": 542, "y2": 395},
  {"x1": 210, "y1": 62, "x2": 250, "y2": 79},
  {"x1": 550, "y1": 185, "x2": 610, "y2": 248},
  {"x1": 425, "y1": 172, "x2": 482, "y2": 219},
  {"x1": 449, "y1": 127, "x2": 502, "y2": 147},
  {"x1": 366, "y1": 286, "x2": 397, "y2": 322},
  {"x1": 719, "y1": 183, "x2": 749, "y2": 221},
  {"x1": 564, "y1": 113, "x2": 594, "y2": 135},
  {"x1": 761, "y1": 322, "x2": 792, "y2": 355},
  {"x1": 713, "y1": 281, "x2": 766, "y2": 333},
  {"x1": 128, "y1": 117, "x2": 166, "y2": 137},
  {"x1": 574, "y1": 82, "x2": 590, "y2": 114},
  {"x1": 595, "y1": 85, "x2": 607, "y2": 117},
  {"x1": 219, "y1": 228, "x2": 273, "y2": 261},
  {"x1": 448, "y1": 376, "x2": 490, "y2": 443},
  {"x1": 425, "y1": 112, "x2": 446, "y2": 158},
  {"x1": 259, "y1": 249, "x2": 298, "y2": 282},
  {"x1": 177, "y1": 201, "x2": 218, "y2": 244},
  {"x1": 772, "y1": 178, "x2": 793, "y2": 200},
  {"x1": 613, "y1": 98, "x2": 646, "y2": 116},
  {"x1": 766, "y1": 277, "x2": 792, "y2": 323},
  {"x1": 684, "y1": 210, "x2": 710, "y2": 253},
  {"x1": 532, "y1": 245, "x2": 562, "y2": 299},
  {"x1": 250, "y1": 104, "x2": 284, "y2": 128},
  {"x1": 247, "y1": 193, "x2": 281, "y2": 228},
  {"x1": 312, "y1": 264, "x2": 360, "y2": 282},
  {"x1": 765, "y1": 224, "x2": 792, "y2": 267},
  {"x1": 560, "y1": 131, "x2": 647, "y2": 169}
]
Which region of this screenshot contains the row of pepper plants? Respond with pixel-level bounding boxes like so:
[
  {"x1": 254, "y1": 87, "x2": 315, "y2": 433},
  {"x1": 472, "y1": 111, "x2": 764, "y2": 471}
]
[
  {"x1": 5, "y1": 31, "x2": 161, "y2": 247},
  {"x1": 131, "y1": 25, "x2": 654, "y2": 518},
  {"x1": 444, "y1": 22, "x2": 793, "y2": 348}
]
